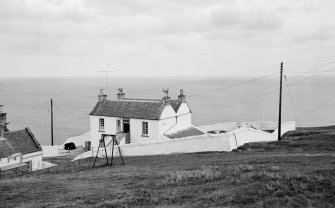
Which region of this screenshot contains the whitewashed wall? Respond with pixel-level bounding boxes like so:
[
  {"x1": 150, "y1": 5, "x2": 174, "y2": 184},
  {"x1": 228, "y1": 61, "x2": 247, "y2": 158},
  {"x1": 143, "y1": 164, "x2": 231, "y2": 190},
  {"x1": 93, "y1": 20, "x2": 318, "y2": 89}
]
[
  {"x1": 175, "y1": 113, "x2": 192, "y2": 129},
  {"x1": 0, "y1": 151, "x2": 43, "y2": 171},
  {"x1": 199, "y1": 121, "x2": 294, "y2": 133},
  {"x1": 90, "y1": 116, "x2": 119, "y2": 148},
  {"x1": 75, "y1": 121, "x2": 296, "y2": 160},
  {"x1": 272, "y1": 121, "x2": 296, "y2": 137},
  {"x1": 42, "y1": 145, "x2": 62, "y2": 157},
  {"x1": 64, "y1": 131, "x2": 90, "y2": 147},
  {"x1": 0, "y1": 153, "x2": 23, "y2": 168},
  {"x1": 176, "y1": 103, "x2": 191, "y2": 115},
  {"x1": 22, "y1": 151, "x2": 43, "y2": 171},
  {"x1": 74, "y1": 133, "x2": 234, "y2": 160},
  {"x1": 129, "y1": 119, "x2": 160, "y2": 143},
  {"x1": 160, "y1": 105, "x2": 176, "y2": 119},
  {"x1": 159, "y1": 117, "x2": 176, "y2": 133},
  {"x1": 199, "y1": 122, "x2": 240, "y2": 132},
  {"x1": 228, "y1": 128, "x2": 276, "y2": 149},
  {"x1": 119, "y1": 134, "x2": 233, "y2": 156}
]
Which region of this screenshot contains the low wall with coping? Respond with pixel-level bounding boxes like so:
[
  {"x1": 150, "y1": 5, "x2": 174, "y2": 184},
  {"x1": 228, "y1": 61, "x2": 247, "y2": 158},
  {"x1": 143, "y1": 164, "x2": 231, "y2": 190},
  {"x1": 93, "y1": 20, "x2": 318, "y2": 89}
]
[
  {"x1": 73, "y1": 121, "x2": 296, "y2": 161},
  {"x1": 73, "y1": 133, "x2": 234, "y2": 160},
  {"x1": 42, "y1": 145, "x2": 62, "y2": 157}
]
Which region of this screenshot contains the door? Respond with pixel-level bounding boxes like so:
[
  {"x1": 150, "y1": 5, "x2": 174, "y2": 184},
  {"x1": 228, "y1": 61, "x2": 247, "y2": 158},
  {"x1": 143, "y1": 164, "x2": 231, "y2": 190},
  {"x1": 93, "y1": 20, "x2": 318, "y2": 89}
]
[
  {"x1": 123, "y1": 119, "x2": 130, "y2": 144},
  {"x1": 116, "y1": 119, "x2": 121, "y2": 133}
]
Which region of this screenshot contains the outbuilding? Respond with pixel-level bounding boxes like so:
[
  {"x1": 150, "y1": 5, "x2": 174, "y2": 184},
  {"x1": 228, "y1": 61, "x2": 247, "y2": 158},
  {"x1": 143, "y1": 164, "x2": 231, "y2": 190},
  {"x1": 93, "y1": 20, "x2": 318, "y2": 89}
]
[{"x1": 0, "y1": 105, "x2": 43, "y2": 173}]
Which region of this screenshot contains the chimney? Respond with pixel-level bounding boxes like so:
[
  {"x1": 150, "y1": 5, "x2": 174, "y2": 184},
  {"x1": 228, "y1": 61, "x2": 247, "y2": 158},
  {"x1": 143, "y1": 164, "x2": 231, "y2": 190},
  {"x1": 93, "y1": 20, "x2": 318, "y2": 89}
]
[
  {"x1": 162, "y1": 88, "x2": 171, "y2": 105},
  {"x1": 0, "y1": 105, "x2": 6, "y2": 138},
  {"x1": 178, "y1": 89, "x2": 186, "y2": 103},
  {"x1": 98, "y1": 89, "x2": 107, "y2": 102},
  {"x1": 117, "y1": 88, "x2": 125, "y2": 100}
]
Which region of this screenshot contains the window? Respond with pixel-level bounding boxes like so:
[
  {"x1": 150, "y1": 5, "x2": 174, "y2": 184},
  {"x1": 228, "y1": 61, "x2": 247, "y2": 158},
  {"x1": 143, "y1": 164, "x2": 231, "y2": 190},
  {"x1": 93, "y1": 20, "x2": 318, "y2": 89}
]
[
  {"x1": 25, "y1": 161, "x2": 32, "y2": 172},
  {"x1": 142, "y1": 121, "x2": 148, "y2": 136},
  {"x1": 99, "y1": 118, "x2": 105, "y2": 131}
]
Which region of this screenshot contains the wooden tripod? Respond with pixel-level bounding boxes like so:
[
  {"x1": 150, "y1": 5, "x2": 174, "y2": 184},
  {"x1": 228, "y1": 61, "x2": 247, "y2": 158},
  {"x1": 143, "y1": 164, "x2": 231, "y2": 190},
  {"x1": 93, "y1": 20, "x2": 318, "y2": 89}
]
[{"x1": 92, "y1": 134, "x2": 125, "y2": 167}]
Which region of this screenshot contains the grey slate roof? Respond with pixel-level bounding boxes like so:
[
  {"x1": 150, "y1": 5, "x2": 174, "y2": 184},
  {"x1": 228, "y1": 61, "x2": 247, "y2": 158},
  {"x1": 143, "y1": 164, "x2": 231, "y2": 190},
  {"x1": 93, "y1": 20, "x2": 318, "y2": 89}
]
[
  {"x1": 170, "y1": 100, "x2": 182, "y2": 112},
  {"x1": 0, "y1": 128, "x2": 42, "y2": 158},
  {"x1": 170, "y1": 100, "x2": 192, "y2": 113},
  {"x1": 165, "y1": 126, "x2": 205, "y2": 139},
  {"x1": 90, "y1": 100, "x2": 167, "y2": 120}
]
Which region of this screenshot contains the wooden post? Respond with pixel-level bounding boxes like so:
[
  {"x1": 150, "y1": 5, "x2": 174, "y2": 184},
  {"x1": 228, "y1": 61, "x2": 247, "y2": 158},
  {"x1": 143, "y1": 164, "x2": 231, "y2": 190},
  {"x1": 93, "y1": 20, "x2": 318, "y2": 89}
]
[
  {"x1": 111, "y1": 137, "x2": 115, "y2": 166},
  {"x1": 278, "y1": 62, "x2": 283, "y2": 140},
  {"x1": 51, "y1": 99, "x2": 54, "y2": 146}
]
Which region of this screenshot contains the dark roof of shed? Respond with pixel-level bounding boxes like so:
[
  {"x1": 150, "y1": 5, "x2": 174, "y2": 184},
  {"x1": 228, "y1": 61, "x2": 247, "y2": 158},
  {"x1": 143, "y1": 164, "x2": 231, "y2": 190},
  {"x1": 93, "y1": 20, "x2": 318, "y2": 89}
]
[
  {"x1": 0, "y1": 128, "x2": 42, "y2": 158},
  {"x1": 89, "y1": 100, "x2": 167, "y2": 120},
  {"x1": 165, "y1": 126, "x2": 205, "y2": 139}
]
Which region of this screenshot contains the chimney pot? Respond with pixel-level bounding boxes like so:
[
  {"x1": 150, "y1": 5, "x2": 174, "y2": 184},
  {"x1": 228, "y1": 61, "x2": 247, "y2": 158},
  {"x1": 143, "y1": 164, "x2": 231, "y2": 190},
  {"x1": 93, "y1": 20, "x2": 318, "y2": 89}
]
[
  {"x1": 162, "y1": 88, "x2": 171, "y2": 105},
  {"x1": 117, "y1": 88, "x2": 125, "y2": 100},
  {"x1": 98, "y1": 89, "x2": 107, "y2": 102},
  {"x1": 178, "y1": 89, "x2": 186, "y2": 103}
]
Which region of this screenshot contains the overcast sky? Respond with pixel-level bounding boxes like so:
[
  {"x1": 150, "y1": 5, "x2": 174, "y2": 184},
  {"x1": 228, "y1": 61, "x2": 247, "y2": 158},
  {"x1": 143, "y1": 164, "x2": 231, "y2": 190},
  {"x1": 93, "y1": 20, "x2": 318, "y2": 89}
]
[{"x1": 0, "y1": 0, "x2": 334, "y2": 77}]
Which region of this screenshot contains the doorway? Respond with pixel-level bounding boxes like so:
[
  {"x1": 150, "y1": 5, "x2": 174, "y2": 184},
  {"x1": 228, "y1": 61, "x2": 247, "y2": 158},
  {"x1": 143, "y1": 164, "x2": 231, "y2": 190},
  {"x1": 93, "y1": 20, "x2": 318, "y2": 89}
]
[{"x1": 123, "y1": 119, "x2": 130, "y2": 144}]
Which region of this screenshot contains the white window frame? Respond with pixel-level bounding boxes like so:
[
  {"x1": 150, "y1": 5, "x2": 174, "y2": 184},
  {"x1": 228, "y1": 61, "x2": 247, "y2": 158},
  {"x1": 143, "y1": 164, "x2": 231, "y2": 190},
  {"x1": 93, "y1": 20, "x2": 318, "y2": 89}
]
[
  {"x1": 99, "y1": 118, "x2": 105, "y2": 132},
  {"x1": 142, "y1": 121, "x2": 148, "y2": 136}
]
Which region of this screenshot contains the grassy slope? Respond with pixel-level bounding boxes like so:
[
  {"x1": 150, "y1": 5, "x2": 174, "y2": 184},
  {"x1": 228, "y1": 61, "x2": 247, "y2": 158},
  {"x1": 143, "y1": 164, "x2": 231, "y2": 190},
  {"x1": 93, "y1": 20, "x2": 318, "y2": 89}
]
[{"x1": 1, "y1": 130, "x2": 335, "y2": 208}]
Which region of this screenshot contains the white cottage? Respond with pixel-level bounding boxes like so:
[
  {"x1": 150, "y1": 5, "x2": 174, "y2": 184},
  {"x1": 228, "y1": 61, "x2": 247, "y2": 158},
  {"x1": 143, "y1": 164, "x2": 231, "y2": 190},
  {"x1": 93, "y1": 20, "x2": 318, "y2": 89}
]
[
  {"x1": 89, "y1": 89, "x2": 205, "y2": 148},
  {"x1": 0, "y1": 105, "x2": 43, "y2": 173}
]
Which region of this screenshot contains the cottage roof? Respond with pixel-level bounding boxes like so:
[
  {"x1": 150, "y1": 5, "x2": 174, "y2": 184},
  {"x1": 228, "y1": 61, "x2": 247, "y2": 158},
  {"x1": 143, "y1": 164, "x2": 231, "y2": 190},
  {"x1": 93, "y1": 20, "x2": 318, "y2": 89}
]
[
  {"x1": 165, "y1": 126, "x2": 205, "y2": 139},
  {"x1": 89, "y1": 100, "x2": 167, "y2": 120},
  {"x1": 170, "y1": 100, "x2": 192, "y2": 113},
  {"x1": 170, "y1": 100, "x2": 182, "y2": 112},
  {"x1": 0, "y1": 128, "x2": 42, "y2": 158}
]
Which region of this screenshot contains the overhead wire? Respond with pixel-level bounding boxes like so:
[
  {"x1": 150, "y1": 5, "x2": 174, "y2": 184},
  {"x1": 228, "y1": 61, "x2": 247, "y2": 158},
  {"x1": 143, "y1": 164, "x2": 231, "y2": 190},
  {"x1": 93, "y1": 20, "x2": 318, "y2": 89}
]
[
  {"x1": 284, "y1": 60, "x2": 335, "y2": 87},
  {"x1": 284, "y1": 73, "x2": 299, "y2": 127},
  {"x1": 126, "y1": 64, "x2": 279, "y2": 93},
  {"x1": 124, "y1": 57, "x2": 335, "y2": 95},
  {"x1": 188, "y1": 71, "x2": 279, "y2": 97},
  {"x1": 284, "y1": 55, "x2": 335, "y2": 65},
  {"x1": 215, "y1": 60, "x2": 335, "y2": 118}
]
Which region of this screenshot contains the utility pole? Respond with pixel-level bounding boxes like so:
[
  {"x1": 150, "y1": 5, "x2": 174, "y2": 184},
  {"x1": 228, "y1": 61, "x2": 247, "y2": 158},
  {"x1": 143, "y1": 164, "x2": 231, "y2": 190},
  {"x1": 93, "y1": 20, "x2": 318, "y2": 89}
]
[
  {"x1": 50, "y1": 99, "x2": 54, "y2": 146},
  {"x1": 278, "y1": 62, "x2": 283, "y2": 140}
]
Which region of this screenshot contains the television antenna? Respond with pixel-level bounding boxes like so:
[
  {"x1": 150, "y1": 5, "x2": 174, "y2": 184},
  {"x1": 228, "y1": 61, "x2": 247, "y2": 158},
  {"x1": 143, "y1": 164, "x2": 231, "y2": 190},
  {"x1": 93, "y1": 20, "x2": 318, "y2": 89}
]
[{"x1": 98, "y1": 64, "x2": 116, "y2": 94}]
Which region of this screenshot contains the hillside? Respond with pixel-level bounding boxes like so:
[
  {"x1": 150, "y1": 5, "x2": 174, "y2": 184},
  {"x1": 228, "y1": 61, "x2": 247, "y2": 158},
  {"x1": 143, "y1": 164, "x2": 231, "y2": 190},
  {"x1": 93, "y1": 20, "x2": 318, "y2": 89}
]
[{"x1": 1, "y1": 128, "x2": 335, "y2": 208}]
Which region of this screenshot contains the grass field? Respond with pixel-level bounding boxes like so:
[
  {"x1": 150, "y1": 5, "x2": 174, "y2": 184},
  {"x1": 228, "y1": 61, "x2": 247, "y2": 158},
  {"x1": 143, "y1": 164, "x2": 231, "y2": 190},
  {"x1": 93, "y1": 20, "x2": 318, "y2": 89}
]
[{"x1": 1, "y1": 128, "x2": 335, "y2": 208}]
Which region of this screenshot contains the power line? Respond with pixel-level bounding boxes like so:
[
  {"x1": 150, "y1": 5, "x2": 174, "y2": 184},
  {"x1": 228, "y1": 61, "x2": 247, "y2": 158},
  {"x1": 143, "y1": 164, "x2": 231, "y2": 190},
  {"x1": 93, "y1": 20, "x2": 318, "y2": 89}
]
[
  {"x1": 11, "y1": 106, "x2": 49, "y2": 120},
  {"x1": 188, "y1": 72, "x2": 279, "y2": 97},
  {"x1": 285, "y1": 60, "x2": 335, "y2": 87},
  {"x1": 285, "y1": 55, "x2": 335, "y2": 65},
  {"x1": 285, "y1": 70, "x2": 335, "y2": 74},
  {"x1": 284, "y1": 73, "x2": 299, "y2": 127},
  {"x1": 127, "y1": 64, "x2": 279, "y2": 93},
  {"x1": 125, "y1": 57, "x2": 335, "y2": 94}
]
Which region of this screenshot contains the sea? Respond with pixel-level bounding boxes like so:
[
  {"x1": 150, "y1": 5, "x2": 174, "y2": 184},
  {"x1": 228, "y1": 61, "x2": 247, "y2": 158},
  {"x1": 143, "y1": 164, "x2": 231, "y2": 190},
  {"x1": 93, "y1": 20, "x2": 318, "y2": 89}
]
[{"x1": 1, "y1": 76, "x2": 334, "y2": 145}]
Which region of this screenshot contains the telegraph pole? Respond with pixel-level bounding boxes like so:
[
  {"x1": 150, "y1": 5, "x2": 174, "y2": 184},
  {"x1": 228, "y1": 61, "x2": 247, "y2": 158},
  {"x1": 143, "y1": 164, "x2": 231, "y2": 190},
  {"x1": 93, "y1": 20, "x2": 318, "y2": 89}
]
[
  {"x1": 51, "y1": 99, "x2": 54, "y2": 146},
  {"x1": 278, "y1": 62, "x2": 283, "y2": 140}
]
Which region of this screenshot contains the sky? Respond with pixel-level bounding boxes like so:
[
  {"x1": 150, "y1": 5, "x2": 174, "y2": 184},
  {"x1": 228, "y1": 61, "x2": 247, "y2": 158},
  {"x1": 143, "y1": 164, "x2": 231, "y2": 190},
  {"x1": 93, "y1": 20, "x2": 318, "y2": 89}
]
[{"x1": 0, "y1": 0, "x2": 334, "y2": 77}]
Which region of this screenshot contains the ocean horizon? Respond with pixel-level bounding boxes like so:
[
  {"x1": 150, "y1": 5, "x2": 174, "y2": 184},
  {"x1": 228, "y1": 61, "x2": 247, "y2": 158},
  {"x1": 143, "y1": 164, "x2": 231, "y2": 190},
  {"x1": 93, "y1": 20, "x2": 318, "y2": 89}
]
[{"x1": 1, "y1": 76, "x2": 334, "y2": 145}]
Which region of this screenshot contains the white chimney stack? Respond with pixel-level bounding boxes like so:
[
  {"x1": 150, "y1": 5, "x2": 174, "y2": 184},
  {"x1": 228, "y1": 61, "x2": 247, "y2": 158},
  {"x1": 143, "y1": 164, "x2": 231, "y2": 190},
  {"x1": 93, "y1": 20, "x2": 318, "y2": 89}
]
[
  {"x1": 98, "y1": 89, "x2": 107, "y2": 102},
  {"x1": 162, "y1": 88, "x2": 171, "y2": 105},
  {"x1": 178, "y1": 89, "x2": 186, "y2": 103},
  {"x1": 117, "y1": 88, "x2": 125, "y2": 100}
]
